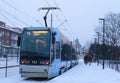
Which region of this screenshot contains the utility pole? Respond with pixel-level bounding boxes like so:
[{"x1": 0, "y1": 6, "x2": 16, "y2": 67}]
[{"x1": 99, "y1": 18, "x2": 105, "y2": 69}]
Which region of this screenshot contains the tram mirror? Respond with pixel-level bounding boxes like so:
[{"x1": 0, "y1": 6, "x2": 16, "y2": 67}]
[
  {"x1": 17, "y1": 35, "x2": 21, "y2": 47},
  {"x1": 52, "y1": 32, "x2": 56, "y2": 44},
  {"x1": 53, "y1": 32, "x2": 57, "y2": 35},
  {"x1": 52, "y1": 35, "x2": 55, "y2": 44}
]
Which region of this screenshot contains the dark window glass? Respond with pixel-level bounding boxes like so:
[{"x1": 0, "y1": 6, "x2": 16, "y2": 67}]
[
  {"x1": 20, "y1": 30, "x2": 50, "y2": 65},
  {"x1": 56, "y1": 42, "x2": 60, "y2": 59}
]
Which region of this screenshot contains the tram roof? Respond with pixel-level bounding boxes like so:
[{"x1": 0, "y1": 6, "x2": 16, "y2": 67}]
[
  {"x1": 23, "y1": 27, "x2": 51, "y2": 31},
  {"x1": 23, "y1": 26, "x2": 71, "y2": 45}
]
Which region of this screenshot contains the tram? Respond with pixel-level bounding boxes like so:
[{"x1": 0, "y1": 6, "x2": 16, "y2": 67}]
[{"x1": 17, "y1": 27, "x2": 78, "y2": 79}]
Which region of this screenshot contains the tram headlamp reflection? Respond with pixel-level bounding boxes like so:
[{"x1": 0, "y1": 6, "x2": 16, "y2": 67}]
[
  {"x1": 45, "y1": 60, "x2": 49, "y2": 65},
  {"x1": 21, "y1": 60, "x2": 25, "y2": 64}
]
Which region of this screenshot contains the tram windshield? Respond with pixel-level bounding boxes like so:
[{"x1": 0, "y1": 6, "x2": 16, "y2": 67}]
[{"x1": 21, "y1": 30, "x2": 50, "y2": 58}]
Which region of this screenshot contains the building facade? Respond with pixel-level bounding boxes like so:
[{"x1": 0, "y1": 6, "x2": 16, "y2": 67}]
[{"x1": 0, "y1": 21, "x2": 21, "y2": 57}]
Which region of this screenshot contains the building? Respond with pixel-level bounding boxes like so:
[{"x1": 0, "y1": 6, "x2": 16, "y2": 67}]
[{"x1": 0, "y1": 21, "x2": 21, "y2": 57}]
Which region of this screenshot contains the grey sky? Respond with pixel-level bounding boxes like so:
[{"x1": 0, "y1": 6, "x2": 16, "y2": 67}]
[{"x1": 0, "y1": 0, "x2": 120, "y2": 46}]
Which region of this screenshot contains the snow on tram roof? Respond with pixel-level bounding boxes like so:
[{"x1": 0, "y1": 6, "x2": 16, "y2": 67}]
[{"x1": 23, "y1": 27, "x2": 51, "y2": 30}]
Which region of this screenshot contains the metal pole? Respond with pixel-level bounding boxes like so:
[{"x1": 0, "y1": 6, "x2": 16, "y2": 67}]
[
  {"x1": 17, "y1": 48, "x2": 18, "y2": 62},
  {"x1": 94, "y1": 38, "x2": 97, "y2": 62},
  {"x1": 96, "y1": 32, "x2": 100, "y2": 44},
  {"x1": 70, "y1": 41, "x2": 72, "y2": 67},
  {"x1": 5, "y1": 53, "x2": 8, "y2": 77},
  {"x1": 99, "y1": 18, "x2": 105, "y2": 69},
  {"x1": 103, "y1": 19, "x2": 105, "y2": 69},
  {"x1": 1, "y1": 45, "x2": 2, "y2": 57},
  {"x1": 96, "y1": 32, "x2": 100, "y2": 66},
  {"x1": 51, "y1": 14, "x2": 53, "y2": 28}
]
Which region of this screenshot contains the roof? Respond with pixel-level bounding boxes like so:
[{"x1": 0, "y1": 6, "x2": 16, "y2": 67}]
[{"x1": 0, "y1": 25, "x2": 21, "y2": 33}]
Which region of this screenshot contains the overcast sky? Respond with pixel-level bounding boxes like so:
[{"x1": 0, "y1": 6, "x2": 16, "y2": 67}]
[{"x1": 0, "y1": 0, "x2": 120, "y2": 46}]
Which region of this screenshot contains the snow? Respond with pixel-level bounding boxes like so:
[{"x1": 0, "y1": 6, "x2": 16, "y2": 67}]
[
  {"x1": 47, "y1": 59, "x2": 120, "y2": 83},
  {"x1": 0, "y1": 59, "x2": 120, "y2": 83},
  {"x1": 0, "y1": 57, "x2": 19, "y2": 67}
]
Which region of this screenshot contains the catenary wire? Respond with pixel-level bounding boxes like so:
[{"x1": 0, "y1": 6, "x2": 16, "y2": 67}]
[
  {"x1": 0, "y1": 12, "x2": 16, "y2": 26},
  {"x1": 1, "y1": 0, "x2": 44, "y2": 26},
  {"x1": 43, "y1": 0, "x2": 75, "y2": 40},
  {"x1": 0, "y1": 6, "x2": 31, "y2": 26},
  {"x1": 52, "y1": 0, "x2": 76, "y2": 39}
]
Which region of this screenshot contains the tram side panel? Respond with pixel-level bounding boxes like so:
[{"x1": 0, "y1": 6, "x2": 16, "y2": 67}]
[
  {"x1": 49, "y1": 29, "x2": 63, "y2": 78},
  {"x1": 60, "y1": 43, "x2": 72, "y2": 71}
]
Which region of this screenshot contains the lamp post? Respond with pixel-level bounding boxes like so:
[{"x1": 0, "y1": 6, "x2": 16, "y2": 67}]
[
  {"x1": 94, "y1": 38, "x2": 97, "y2": 62},
  {"x1": 96, "y1": 32, "x2": 100, "y2": 66},
  {"x1": 99, "y1": 18, "x2": 105, "y2": 69},
  {"x1": 96, "y1": 32, "x2": 100, "y2": 44},
  {"x1": 96, "y1": 32, "x2": 100, "y2": 65}
]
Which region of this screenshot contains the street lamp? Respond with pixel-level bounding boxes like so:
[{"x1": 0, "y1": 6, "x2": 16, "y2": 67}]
[
  {"x1": 99, "y1": 18, "x2": 105, "y2": 69},
  {"x1": 96, "y1": 32, "x2": 100, "y2": 66},
  {"x1": 96, "y1": 32, "x2": 100, "y2": 44},
  {"x1": 93, "y1": 38, "x2": 97, "y2": 62}
]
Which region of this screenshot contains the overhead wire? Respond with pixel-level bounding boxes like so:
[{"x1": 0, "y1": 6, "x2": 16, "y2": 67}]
[
  {"x1": 52, "y1": 0, "x2": 76, "y2": 40},
  {"x1": 1, "y1": 0, "x2": 44, "y2": 26},
  {"x1": 0, "y1": 0, "x2": 76, "y2": 40},
  {"x1": 44, "y1": 0, "x2": 70, "y2": 34},
  {"x1": 0, "y1": 12, "x2": 16, "y2": 26},
  {"x1": 53, "y1": 0, "x2": 67, "y2": 20},
  {"x1": 44, "y1": 0, "x2": 63, "y2": 24},
  {"x1": 0, "y1": 6, "x2": 31, "y2": 26}
]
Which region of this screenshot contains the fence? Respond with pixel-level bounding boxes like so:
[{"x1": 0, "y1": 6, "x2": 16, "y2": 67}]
[
  {"x1": 0, "y1": 46, "x2": 20, "y2": 78},
  {"x1": 0, "y1": 45, "x2": 19, "y2": 57},
  {"x1": 99, "y1": 60, "x2": 120, "y2": 72}
]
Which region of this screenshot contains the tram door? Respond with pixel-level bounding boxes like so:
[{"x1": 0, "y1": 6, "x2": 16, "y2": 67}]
[{"x1": 50, "y1": 42, "x2": 61, "y2": 77}]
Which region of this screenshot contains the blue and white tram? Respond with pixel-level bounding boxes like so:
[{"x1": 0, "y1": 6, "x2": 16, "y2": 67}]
[{"x1": 17, "y1": 27, "x2": 78, "y2": 79}]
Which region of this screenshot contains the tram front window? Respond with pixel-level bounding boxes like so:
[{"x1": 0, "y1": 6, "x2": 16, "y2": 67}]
[{"x1": 20, "y1": 30, "x2": 50, "y2": 65}]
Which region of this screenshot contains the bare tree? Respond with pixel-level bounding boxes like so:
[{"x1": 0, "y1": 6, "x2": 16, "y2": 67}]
[{"x1": 96, "y1": 12, "x2": 120, "y2": 46}]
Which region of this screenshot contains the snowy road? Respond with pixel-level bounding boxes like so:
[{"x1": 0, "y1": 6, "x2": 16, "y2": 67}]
[{"x1": 0, "y1": 59, "x2": 120, "y2": 83}]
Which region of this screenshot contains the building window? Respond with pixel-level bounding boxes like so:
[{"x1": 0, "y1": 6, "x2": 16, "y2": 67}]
[
  {"x1": 0, "y1": 32, "x2": 2, "y2": 37},
  {"x1": 0, "y1": 31, "x2": 3, "y2": 37},
  {"x1": 6, "y1": 40, "x2": 9, "y2": 44},
  {"x1": 2, "y1": 40, "x2": 4, "y2": 45},
  {"x1": 11, "y1": 41, "x2": 17, "y2": 47},
  {"x1": 6, "y1": 32, "x2": 9, "y2": 36},
  {"x1": 11, "y1": 34, "x2": 18, "y2": 40},
  {"x1": 2, "y1": 31, "x2": 4, "y2": 35}
]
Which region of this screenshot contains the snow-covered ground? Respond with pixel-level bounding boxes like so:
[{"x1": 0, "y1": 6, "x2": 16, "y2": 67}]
[
  {"x1": 0, "y1": 59, "x2": 120, "y2": 83},
  {"x1": 0, "y1": 57, "x2": 18, "y2": 67}
]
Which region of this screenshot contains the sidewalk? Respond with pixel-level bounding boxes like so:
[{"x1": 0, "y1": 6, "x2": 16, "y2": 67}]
[{"x1": 48, "y1": 59, "x2": 120, "y2": 83}]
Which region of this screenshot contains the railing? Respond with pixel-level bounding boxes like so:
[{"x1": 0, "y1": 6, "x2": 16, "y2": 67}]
[
  {"x1": 99, "y1": 60, "x2": 120, "y2": 72},
  {"x1": 0, "y1": 56, "x2": 19, "y2": 78}
]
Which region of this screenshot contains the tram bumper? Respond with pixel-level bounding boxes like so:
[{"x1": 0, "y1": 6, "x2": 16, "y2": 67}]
[{"x1": 19, "y1": 65, "x2": 50, "y2": 78}]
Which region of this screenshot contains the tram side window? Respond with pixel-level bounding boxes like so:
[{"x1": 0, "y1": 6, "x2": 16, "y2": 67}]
[
  {"x1": 51, "y1": 44, "x2": 54, "y2": 63},
  {"x1": 56, "y1": 42, "x2": 60, "y2": 59}
]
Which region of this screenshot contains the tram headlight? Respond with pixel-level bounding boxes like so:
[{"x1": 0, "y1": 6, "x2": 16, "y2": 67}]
[
  {"x1": 45, "y1": 60, "x2": 49, "y2": 65},
  {"x1": 40, "y1": 60, "x2": 49, "y2": 65},
  {"x1": 21, "y1": 60, "x2": 25, "y2": 64}
]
